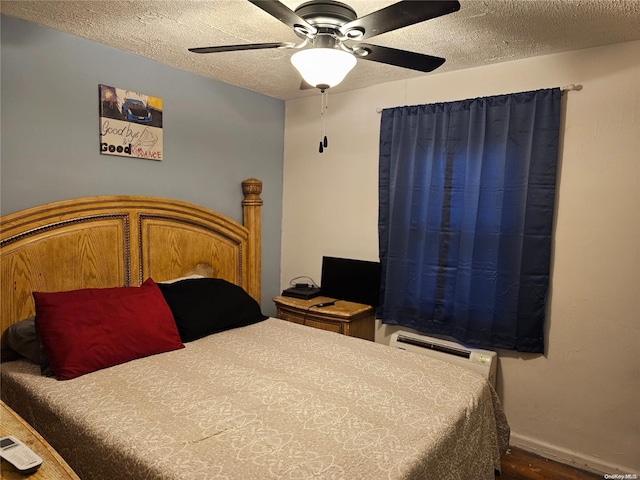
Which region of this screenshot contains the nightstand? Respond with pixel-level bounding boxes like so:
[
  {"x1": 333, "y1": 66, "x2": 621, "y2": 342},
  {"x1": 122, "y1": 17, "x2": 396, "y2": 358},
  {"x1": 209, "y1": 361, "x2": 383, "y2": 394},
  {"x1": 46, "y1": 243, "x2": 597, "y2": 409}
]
[
  {"x1": 273, "y1": 295, "x2": 375, "y2": 341},
  {"x1": 0, "y1": 400, "x2": 80, "y2": 479}
]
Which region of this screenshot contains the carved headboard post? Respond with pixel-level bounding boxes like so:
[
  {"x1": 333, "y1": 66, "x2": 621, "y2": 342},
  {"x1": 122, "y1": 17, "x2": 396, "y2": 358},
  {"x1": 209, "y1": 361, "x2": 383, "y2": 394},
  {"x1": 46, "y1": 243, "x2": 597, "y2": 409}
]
[{"x1": 241, "y1": 178, "x2": 263, "y2": 303}]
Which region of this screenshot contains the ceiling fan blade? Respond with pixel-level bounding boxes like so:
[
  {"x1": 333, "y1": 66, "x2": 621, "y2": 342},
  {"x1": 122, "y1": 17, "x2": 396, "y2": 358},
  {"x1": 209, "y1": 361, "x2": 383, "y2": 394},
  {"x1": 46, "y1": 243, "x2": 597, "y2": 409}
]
[
  {"x1": 248, "y1": 0, "x2": 317, "y2": 35},
  {"x1": 340, "y1": 1, "x2": 460, "y2": 40},
  {"x1": 188, "y1": 42, "x2": 294, "y2": 54},
  {"x1": 355, "y1": 44, "x2": 446, "y2": 73}
]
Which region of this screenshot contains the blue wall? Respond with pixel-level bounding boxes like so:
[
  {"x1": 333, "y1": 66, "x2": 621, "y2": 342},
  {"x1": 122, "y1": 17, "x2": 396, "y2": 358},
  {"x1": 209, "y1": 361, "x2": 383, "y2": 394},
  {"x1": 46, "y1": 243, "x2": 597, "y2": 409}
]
[{"x1": 0, "y1": 15, "x2": 284, "y2": 313}]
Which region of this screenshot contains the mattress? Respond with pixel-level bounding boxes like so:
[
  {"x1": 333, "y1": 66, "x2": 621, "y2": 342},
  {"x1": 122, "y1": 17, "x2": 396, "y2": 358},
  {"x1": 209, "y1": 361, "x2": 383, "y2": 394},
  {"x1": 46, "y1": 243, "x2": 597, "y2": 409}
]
[{"x1": 1, "y1": 318, "x2": 509, "y2": 480}]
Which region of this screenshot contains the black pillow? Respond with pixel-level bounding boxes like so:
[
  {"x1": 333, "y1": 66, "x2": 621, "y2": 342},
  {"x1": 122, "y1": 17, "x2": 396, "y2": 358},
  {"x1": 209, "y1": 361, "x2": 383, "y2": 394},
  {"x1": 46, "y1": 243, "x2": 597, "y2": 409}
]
[
  {"x1": 4, "y1": 317, "x2": 41, "y2": 364},
  {"x1": 157, "y1": 278, "x2": 267, "y2": 342},
  {"x1": 3, "y1": 317, "x2": 54, "y2": 376}
]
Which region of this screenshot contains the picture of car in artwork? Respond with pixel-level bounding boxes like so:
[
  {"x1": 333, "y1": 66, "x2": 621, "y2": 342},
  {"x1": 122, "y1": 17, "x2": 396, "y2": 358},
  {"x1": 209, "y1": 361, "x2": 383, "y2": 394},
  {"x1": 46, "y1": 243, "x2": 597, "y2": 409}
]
[
  {"x1": 122, "y1": 98, "x2": 152, "y2": 123},
  {"x1": 99, "y1": 85, "x2": 163, "y2": 128}
]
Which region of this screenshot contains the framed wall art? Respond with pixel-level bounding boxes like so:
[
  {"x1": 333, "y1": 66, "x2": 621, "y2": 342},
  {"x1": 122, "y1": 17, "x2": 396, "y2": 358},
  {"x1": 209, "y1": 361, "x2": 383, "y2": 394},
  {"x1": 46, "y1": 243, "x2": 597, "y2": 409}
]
[{"x1": 99, "y1": 84, "x2": 163, "y2": 160}]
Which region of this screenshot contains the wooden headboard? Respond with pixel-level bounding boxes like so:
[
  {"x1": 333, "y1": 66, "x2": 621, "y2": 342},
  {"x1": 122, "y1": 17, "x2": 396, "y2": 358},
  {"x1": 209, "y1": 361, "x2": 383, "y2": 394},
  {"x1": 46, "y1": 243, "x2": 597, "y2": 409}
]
[{"x1": 0, "y1": 178, "x2": 263, "y2": 355}]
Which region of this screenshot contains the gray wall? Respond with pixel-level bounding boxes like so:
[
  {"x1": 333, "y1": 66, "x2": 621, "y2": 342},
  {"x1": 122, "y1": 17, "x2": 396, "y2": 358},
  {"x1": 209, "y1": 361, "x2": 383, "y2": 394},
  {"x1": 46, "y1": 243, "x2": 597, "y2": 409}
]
[{"x1": 1, "y1": 15, "x2": 284, "y2": 314}]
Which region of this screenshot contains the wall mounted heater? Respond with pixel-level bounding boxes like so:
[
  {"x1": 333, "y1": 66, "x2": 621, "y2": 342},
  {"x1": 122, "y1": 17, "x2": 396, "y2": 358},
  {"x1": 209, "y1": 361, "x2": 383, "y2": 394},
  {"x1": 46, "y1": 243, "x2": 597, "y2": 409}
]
[{"x1": 390, "y1": 331, "x2": 497, "y2": 387}]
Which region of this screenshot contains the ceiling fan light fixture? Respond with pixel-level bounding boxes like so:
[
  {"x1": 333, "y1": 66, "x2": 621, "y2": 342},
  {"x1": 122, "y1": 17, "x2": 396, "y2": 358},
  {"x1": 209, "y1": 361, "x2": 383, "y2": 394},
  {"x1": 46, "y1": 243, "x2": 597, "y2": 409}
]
[{"x1": 291, "y1": 48, "x2": 357, "y2": 89}]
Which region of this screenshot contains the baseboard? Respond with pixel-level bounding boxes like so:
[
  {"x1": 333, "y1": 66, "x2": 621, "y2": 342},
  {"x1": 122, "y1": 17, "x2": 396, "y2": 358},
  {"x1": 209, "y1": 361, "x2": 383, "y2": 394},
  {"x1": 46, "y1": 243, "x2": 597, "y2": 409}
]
[{"x1": 510, "y1": 431, "x2": 638, "y2": 476}]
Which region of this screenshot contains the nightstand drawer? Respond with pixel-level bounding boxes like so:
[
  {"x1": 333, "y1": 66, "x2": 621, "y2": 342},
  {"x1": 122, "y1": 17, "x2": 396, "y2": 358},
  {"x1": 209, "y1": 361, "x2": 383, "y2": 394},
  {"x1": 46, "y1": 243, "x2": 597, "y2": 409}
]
[
  {"x1": 303, "y1": 317, "x2": 343, "y2": 334},
  {"x1": 277, "y1": 309, "x2": 304, "y2": 325}
]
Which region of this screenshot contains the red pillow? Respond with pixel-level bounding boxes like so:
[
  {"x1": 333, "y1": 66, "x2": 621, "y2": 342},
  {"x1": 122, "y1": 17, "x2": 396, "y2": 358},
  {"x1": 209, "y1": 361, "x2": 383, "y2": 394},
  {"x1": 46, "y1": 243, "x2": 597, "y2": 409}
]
[{"x1": 34, "y1": 278, "x2": 184, "y2": 380}]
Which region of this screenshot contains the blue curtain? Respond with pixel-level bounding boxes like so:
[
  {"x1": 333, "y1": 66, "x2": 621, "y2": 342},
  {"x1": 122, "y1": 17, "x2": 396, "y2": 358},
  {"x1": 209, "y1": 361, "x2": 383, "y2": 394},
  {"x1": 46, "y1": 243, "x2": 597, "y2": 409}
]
[{"x1": 378, "y1": 88, "x2": 561, "y2": 353}]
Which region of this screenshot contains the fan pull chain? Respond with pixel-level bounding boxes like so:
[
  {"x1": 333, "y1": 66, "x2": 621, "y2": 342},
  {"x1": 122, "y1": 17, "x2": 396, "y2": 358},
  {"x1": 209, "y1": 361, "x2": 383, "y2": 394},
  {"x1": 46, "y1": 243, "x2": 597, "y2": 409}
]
[
  {"x1": 324, "y1": 91, "x2": 329, "y2": 149},
  {"x1": 319, "y1": 89, "x2": 329, "y2": 153}
]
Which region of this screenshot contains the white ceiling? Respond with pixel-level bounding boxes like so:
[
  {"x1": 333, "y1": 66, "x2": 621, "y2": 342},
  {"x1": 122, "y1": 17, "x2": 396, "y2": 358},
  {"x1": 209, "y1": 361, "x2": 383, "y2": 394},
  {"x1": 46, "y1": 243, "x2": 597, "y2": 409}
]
[{"x1": 2, "y1": 0, "x2": 639, "y2": 100}]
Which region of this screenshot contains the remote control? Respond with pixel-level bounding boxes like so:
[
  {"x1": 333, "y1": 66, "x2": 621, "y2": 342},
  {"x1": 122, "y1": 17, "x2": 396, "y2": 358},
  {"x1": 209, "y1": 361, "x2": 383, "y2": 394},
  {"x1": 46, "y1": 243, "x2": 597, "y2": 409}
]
[{"x1": 0, "y1": 435, "x2": 43, "y2": 473}]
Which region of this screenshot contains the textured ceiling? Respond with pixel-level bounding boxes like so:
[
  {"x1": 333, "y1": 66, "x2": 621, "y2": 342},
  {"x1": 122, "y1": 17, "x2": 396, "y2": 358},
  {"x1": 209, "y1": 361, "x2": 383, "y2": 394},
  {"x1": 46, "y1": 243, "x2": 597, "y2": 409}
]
[{"x1": 2, "y1": 0, "x2": 639, "y2": 100}]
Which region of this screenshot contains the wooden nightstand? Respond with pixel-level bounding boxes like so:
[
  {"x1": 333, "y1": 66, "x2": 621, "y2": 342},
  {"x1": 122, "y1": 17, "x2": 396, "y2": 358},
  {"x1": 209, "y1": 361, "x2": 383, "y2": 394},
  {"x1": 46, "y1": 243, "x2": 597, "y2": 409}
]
[
  {"x1": 273, "y1": 295, "x2": 375, "y2": 341},
  {"x1": 0, "y1": 401, "x2": 80, "y2": 479}
]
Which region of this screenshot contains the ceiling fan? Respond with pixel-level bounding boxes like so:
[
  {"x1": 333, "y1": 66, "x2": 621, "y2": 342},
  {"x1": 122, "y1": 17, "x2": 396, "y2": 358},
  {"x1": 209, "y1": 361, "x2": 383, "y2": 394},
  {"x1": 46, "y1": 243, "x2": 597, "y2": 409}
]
[{"x1": 189, "y1": 0, "x2": 461, "y2": 90}]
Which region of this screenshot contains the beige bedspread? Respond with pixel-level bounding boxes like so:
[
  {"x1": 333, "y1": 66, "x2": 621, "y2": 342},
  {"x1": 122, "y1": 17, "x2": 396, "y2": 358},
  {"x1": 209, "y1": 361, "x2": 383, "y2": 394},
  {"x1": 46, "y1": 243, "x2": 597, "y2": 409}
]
[{"x1": 1, "y1": 318, "x2": 509, "y2": 480}]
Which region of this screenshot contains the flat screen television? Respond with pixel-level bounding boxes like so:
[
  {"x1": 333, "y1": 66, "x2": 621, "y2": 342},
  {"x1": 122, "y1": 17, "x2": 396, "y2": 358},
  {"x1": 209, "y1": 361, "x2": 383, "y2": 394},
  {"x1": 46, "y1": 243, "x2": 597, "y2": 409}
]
[{"x1": 320, "y1": 256, "x2": 381, "y2": 307}]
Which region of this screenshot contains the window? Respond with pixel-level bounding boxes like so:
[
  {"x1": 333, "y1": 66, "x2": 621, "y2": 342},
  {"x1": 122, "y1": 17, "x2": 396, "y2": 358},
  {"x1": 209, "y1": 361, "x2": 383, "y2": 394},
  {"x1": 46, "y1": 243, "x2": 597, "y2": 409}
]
[{"x1": 378, "y1": 89, "x2": 561, "y2": 352}]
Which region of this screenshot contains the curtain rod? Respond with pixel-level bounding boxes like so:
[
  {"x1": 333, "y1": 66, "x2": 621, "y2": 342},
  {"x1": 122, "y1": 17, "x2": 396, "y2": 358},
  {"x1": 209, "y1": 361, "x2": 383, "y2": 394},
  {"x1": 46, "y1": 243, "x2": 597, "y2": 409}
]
[
  {"x1": 561, "y1": 83, "x2": 583, "y2": 92},
  {"x1": 375, "y1": 84, "x2": 582, "y2": 113}
]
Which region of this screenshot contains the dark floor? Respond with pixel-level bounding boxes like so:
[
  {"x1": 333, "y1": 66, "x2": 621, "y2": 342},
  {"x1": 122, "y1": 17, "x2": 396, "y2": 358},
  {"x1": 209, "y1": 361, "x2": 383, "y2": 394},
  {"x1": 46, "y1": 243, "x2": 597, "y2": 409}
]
[{"x1": 498, "y1": 446, "x2": 604, "y2": 480}]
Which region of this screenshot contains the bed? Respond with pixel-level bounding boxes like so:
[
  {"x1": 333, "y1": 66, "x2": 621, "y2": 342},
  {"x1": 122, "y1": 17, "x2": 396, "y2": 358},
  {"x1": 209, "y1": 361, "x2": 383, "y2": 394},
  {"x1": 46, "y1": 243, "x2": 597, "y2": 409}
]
[{"x1": 0, "y1": 178, "x2": 509, "y2": 480}]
